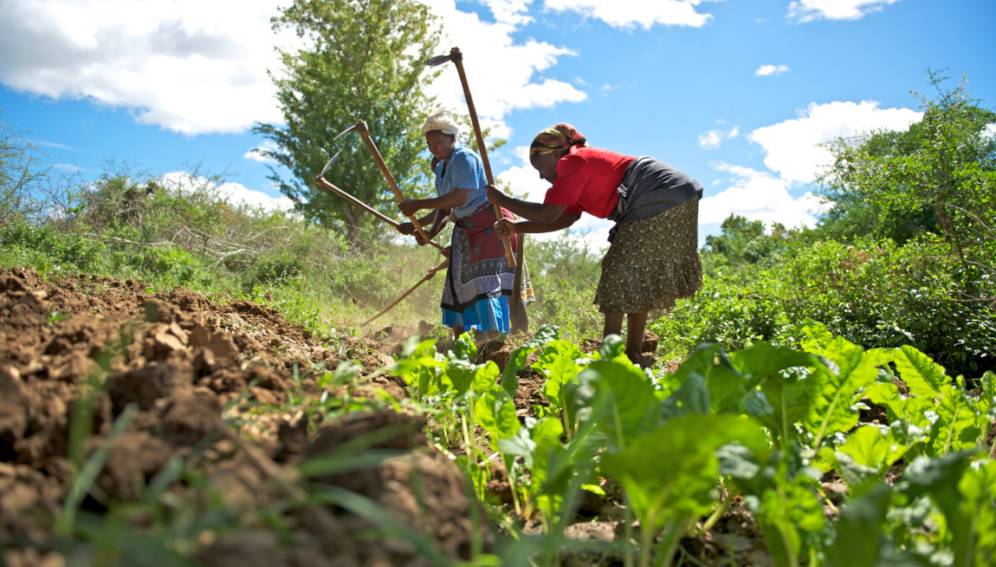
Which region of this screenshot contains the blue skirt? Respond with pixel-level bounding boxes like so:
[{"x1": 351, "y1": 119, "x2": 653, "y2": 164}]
[{"x1": 442, "y1": 294, "x2": 510, "y2": 333}]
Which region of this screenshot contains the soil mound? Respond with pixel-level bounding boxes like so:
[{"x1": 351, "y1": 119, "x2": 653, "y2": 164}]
[{"x1": 0, "y1": 268, "x2": 470, "y2": 565}]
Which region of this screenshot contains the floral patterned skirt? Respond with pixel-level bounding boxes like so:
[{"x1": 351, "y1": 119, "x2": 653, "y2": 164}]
[{"x1": 594, "y1": 197, "x2": 702, "y2": 314}]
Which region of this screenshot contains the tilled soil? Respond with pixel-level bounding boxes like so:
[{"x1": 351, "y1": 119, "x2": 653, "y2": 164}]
[{"x1": 0, "y1": 268, "x2": 476, "y2": 565}]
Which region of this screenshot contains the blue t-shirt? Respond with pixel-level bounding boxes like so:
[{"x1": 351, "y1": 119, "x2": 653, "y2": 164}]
[{"x1": 434, "y1": 146, "x2": 489, "y2": 218}]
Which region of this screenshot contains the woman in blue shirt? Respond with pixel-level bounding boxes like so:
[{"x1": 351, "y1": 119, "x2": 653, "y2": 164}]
[{"x1": 397, "y1": 111, "x2": 518, "y2": 338}]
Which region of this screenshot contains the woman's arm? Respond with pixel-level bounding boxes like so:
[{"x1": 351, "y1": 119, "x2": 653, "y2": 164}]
[
  {"x1": 496, "y1": 211, "x2": 579, "y2": 236},
  {"x1": 397, "y1": 210, "x2": 440, "y2": 235},
  {"x1": 486, "y1": 185, "x2": 565, "y2": 224},
  {"x1": 400, "y1": 188, "x2": 469, "y2": 216},
  {"x1": 427, "y1": 209, "x2": 449, "y2": 234}
]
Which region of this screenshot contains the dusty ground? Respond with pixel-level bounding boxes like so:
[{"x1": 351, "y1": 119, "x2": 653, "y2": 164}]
[{"x1": 0, "y1": 267, "x2": 478, "y2": 566}]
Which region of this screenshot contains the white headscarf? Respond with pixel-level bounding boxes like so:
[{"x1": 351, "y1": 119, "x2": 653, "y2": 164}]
[{"x1": 421, "y1": 110, "x2": 460, "y2": 135}]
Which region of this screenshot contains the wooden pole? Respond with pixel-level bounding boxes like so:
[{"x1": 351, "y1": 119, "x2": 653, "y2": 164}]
[
  {"x1": 448, "y1": 48, "x2": 517, "y2": 268},
  {"x1": 314, "y1": 176, "x2": 445, "y2": 253},
  {"x1": 362, "y1": 259, "x2": 449, "y2": 328},
  {"x1": 354, "y1": 121, "x2": 435, "y2": 247}
]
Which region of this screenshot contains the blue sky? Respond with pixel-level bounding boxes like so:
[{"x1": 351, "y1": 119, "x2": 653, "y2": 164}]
[{"x1": 1, "y1": 0, "x2": 994, "y2": 247}]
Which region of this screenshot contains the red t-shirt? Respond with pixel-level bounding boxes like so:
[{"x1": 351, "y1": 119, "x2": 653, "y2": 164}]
[{"x1": 542, "y1": 146, "x2": 635, "y2": 218}]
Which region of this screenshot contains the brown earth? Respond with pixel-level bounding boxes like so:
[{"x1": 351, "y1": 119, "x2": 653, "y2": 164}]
[{"x1": 0, "y1": 268, "x2": 476, "y2": 565}]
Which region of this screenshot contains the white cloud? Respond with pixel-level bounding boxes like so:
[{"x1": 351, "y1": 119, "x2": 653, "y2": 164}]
[
  {"x1": 983, "y1": 123, "x2": 996, "y2": 141},
  {"x1": 497, "y1": 146, "x2": 550, "y2": 202},
  {"x1": 244, "y1": 141, "x2": 280, "y2": 164},
  {"x1": 0, "y1": 0, "x2": 584, "y2": 137},
  {"x1": 0, "y1": 1, "x2": 289, "y2": 135},
  {"x1": 52, "y1": 163, "x2": 82, "y2": 173},
  {"x1": 749, "y1": 100, "x2": 921, "y2": 184},
  {"x1": 481, "y1": 0, "x2": 534, "y2": 25},
  {"x1": 700, "y1": 163, "x2": 828, "y2": 228},
  {"x1": 161, "y1": 171, "x2": 293, "y2": 213},
  {"x1": 699, "y1": 131, "x2": 722, "y2": 148},
  {"x1": 700, "y1": 98, "x2": 920, "y2": 230},
  {"x1": 698, "y1": 126, "x2": 739, "y2": 149},
  {"x1": 562, "y1": 214, "x2": 612, "y2": 251},
  {"x1": 422, "y1": 0, "x2": 586, "y2": 132},
  {"x1": 543, "y1": 0, "x2": 713, "y2": 30},
  {"x1": 26, "y1": 138, "x2": 76, "y2": 151},
  {"x1": 755, "y1": 64, "x2": 789, "y2": 77},
  {"x1": 788, "y1": 0, "x2": 899, "y2": 23}
]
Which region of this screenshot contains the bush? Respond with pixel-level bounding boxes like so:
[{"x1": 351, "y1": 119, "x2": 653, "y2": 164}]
[
  {"x1": 523, "y1": 234, "x2": 603, "y2": 340},
  {"x1": 654, "y1": 235, "x2": 994, "y2": 375}
]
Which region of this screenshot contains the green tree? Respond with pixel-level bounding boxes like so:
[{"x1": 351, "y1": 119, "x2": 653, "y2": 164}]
[
  {"x1": 253, "y1": 0, "x2": 440, "y2": 245},
  {"x1": 704, "y1": 214, "x2": 792, "y2": 266},
  {"x1": 0, "y1": 122, "x2": 46, "y2": 224},
  {"x1": 820, "y1": 74, "x2": 995, "y2": 260}
]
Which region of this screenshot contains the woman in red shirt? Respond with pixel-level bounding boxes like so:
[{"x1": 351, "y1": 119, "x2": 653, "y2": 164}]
[{"x1": 488, "y1": 123, "x2": 702, "y2": 363}]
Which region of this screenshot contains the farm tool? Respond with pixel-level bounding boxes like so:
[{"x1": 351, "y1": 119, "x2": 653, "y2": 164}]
[
  {"x1": 314, "y1": 124, "x2": 450, "y2": 326},
  {"x1": 362, "y1": 258, "x2": 449, "y2": 328},
  {"x1": 425, "y1": 47, "x2": 515, "y2": 267},
  {"x1": 331, "y1": 120, "x2": 437, "y2": 247},
  {"x1": 312, "y1": 131, "x2": 446, "y2": 253}
]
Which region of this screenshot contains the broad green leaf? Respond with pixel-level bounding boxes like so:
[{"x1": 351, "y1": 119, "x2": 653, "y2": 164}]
[
  {"x1": 958, "y1": 460, "x2": 996, "y2": 566},
  {"x1": 893, "y1": 345, "x2": 947, "y2": 399},
  {"x1": 445, "y1": 359, "x2": 476, "y2": 397},
  {"x1": 757, "y1": 474, "x2": 825, "y2": 567},
  {"x1": 602, "y1": 414, "x2": 769, "y2": 536},
  {"x1": 471, "y1": 361, "x2": 500, "y2": 395},
  {"x1": 867, "y1": 372, "x2": 983, "y2": 458},
  {"x1": 835, "y1": 424, "x2": 909, "y2": 478},
  {"x1": 863, "y1": 381, "x2": 904, "y2": 418},
  {"x1": 450, "y1": 331, "x2": 478, "y2": 360},
  {"x1": 600, "y1": 334, "x2": 626, "y2": 360},
  {"x1": 980, "y1": 371, "x2": 996, "y2": 420},
  {"x1": 666, "y1": 343, "x2": 752, "y2": 415},
  {"x1": 901, "y1": 452, "x2": 976, "y2": 567},
  {"x1": 659, "y1": 372, "x2": 710, "y2": 418},
  {"x1": 529, "y1": 417, "x2": 567, "y2": 521},
  {"x1": 799, "y1": 323, "x2": 835, "y2": 353},
  {"x1": 689, "y1": 345, "x2": 751, "y2": 414},
  {"x1": 717, "y1": 443, "x2": 763, "y2": 483},
  {"x1": 832, "y1": 425, "x2": 910, "y2": 489},
  {"x1": 733, "y1": 343, "x2": 825, "y2": 446},
  {"x1": 497, "y1": 426, "x2": 534, "y2": 465},
  {"x1": 929, "y1": 384, "x2": 982, "y2": 456},
  {"x1": 803, "y1": 336, "x2": 880, "y2": 448},
  {"x1": 445, "y1": 335, "x2": 493, "y2": 397},
  {"x1": 730, "y1": 342, "x2": 822, "y2": 388},
  {"x1": 536, "y1": 340, "x2": 582, "y2": 412},
  {"x1": 392, "y1": 338, "x2": 445, "y2": 396},
  {"x1": 864, "y1": 381, "x2": 933, "y2": 429},
  {"x1": 475, "y1": 390, "x2": 520, "y2": 451},
  {"x1": 579, "y1": 359, "x2": 657, "y2": 449},
  {"x1": 825, "y1": 483, "x2": 893, "y2": 567},
  {"x1": 528, "y1": 324, "x2": 561, "y2": 346}
]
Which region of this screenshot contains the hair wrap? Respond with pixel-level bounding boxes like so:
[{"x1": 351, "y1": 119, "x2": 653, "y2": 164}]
[
  {"x1": 529, "y1": 123, "x2": 587, "y2": 157},
  {"x1": 421, "y1": 110, "x2": 460, "y2": 135}
]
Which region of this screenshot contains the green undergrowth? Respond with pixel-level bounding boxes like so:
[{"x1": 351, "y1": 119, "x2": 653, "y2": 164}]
[
  {"x1": 386, "y1": 325, "x2": 996, "y2": 566},
  {"x1": 653, "y1": 231, "x2": 994, "y2": 378}
]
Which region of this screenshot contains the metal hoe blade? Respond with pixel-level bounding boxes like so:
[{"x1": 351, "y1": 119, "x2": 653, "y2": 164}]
[
  {"x1": 425, "y1": 54, "x2": 452, "y2": 67},
  {"x1": 317, "y1": 150, "x2": 340, "y2": 179},
  {"x1": 331, "y1": 122, "x2": 359, "y2": 143}
]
